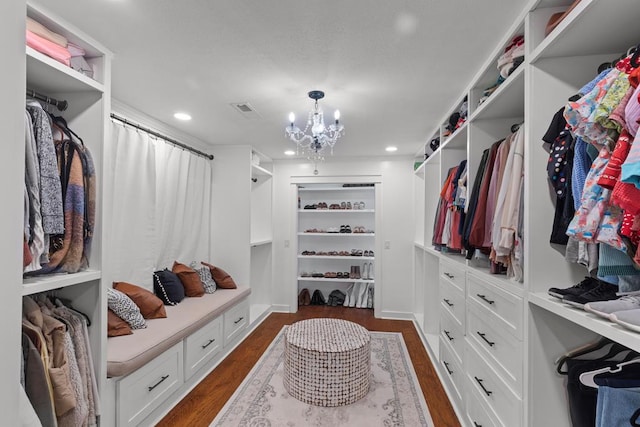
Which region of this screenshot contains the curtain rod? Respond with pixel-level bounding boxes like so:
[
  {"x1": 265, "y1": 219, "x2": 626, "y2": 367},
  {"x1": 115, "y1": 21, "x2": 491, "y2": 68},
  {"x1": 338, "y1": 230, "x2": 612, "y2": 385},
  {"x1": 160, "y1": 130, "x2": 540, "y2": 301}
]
[
  {"x1": 110, "y1": 113, "x2": 214, "y2": 160},
  {"x1": 26, "y1": 88, "x2": 68, "y2": 111}
]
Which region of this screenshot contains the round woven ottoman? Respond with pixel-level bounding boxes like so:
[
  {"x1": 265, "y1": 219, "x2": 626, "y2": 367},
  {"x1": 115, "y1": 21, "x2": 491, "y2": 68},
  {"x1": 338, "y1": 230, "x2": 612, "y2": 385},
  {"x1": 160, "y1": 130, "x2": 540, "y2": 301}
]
[{"x1": 283, "y1": 318, "x2": 371, "y2": 407}]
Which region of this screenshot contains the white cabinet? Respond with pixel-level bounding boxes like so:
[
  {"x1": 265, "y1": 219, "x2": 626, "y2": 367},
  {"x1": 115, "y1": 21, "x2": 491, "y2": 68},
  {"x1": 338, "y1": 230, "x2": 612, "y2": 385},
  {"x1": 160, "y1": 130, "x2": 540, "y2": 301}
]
[
  {"x1": 296, "y1": 184, "x2": 376, "y2": 308},
  {"x1": 224, "y1": 298, "x2": 250, "y2": 346},
  {"x1": 184, "y1": 316, "x2": 223, "y2": 380}
]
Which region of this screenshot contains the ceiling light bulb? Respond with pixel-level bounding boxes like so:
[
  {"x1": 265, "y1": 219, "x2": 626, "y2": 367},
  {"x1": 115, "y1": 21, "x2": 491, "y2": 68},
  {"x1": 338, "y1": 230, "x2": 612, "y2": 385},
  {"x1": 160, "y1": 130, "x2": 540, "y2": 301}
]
[
  {"x1": 386, "y1": 146, "x2": 398, "y2": 152},
  {"x1": 284, "y1": 150, "x2": 295, "y2": 156},
  {"x1": 288, "y1": 112, "x2": 295, "y2": 123},
  {"x1": 334, "y1": 110, "x2": 340, "y2": 121},
  {"x1": 174, "y1": 112, "x2": 192, "y2": 121}
]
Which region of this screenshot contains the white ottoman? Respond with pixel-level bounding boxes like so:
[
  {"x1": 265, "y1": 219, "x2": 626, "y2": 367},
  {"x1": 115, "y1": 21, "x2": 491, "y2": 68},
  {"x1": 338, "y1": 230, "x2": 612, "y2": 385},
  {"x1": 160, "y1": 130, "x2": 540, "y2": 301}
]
[{"x1": 283, "y1": 318, "x2": 371, "y2": 407}]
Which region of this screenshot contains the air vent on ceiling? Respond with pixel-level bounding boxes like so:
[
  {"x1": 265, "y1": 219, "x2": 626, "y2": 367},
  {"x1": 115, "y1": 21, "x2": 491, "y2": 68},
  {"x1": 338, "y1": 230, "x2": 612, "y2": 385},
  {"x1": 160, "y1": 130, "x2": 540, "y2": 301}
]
[{"x1": 231, "y1": 102, "x2": 261, "y2": 119}]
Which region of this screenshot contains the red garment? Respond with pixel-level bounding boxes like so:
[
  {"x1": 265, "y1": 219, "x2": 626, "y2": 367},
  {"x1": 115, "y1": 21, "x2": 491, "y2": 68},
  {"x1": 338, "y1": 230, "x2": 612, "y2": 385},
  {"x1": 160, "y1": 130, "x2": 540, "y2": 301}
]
[
  {"x1": 599, "y1": 130, "x2": 632, "y2": 189},
  {"x1": 444, "y1": 166, "x2": 463, "y2": 250},
  {"x1": 432, "y1": 169, "x2": 456, "y2": 246}
]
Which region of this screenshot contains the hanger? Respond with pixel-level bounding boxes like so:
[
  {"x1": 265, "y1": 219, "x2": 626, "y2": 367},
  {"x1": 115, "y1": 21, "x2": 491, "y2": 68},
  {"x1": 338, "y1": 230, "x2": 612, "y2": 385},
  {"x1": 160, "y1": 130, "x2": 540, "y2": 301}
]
[
  {"x1": 49, "y1": 114, "x2": 84, "y2": 146},
  {"x1": 579, "y1": 358, "x2": 640, "y2": 388},
  {"x1": 556, "y1": 337, "x2": 614, "y2": 374}
]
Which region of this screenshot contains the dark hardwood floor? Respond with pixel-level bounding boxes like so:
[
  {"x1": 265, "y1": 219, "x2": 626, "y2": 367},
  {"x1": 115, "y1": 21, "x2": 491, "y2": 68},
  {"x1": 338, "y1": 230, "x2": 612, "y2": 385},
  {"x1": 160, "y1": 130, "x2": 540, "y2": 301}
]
[{"x1": 157, "y1": 306, "x2": 461, "y2": 427}]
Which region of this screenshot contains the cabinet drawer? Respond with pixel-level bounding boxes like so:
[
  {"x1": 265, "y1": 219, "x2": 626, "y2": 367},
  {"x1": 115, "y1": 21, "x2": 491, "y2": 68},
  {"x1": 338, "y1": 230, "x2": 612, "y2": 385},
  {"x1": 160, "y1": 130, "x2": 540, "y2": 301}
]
[
  {"x1": 439, "y1": 337, "x2": 463, "y2": 406},
  {"x1": 184, "y1": 315, "x2": 223, "y2": 380},
  {"x1": 224, "y1": 298, "x2": 249, "y2": 346},
  {"x1": 117, "y1": 342, "x2": 183, "y2": 427},
  {"x1": 467, "y1": 274, "x2": 523, "y2": 339},
  {"x1": 440, "y1": 260, "x2": 466, "y2": 292},
  {"x1": 439, "y1": 279, "x2": 465, "y2": 326},
  {"x1": 466, "y1": 344, "x2": 522, "y2": 427},
  {"x1": 440, "y1": 309, "x2": 464, "y2": 365},
  {"x1": 466, "y1": 303, "x2": 522, "y2": 394},
  {"x1": 466, "y1": 383, "x2": 501, "y2": 427}
]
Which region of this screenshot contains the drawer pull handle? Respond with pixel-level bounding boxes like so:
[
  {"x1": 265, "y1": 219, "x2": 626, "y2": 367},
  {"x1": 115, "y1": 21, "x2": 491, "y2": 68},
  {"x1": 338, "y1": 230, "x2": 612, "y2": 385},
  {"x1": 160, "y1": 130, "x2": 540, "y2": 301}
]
[
  {"x1": 444, "y1": 272, "x2": 455, "y2": 279},
  {"x1": 443, "y1": 361, "x2": 453, "y2": 375},
  {"x1": 202, "y1": 338, "x2": 216, "y2": 349},
  {"x1": 477, "y1": 331, "x2": 495, "y2": 347},
  {"x1": 473, "y1": 422, "x2": 482, "y2": 427},
  {"x1": 444, "y1": 330, "x2": 454, "y2": 341},
  {"x1": 477, "y1": 294, "x2": 495, "y2": 305},
  {"x1": 234, "y1": 317, "x2": 244, "y2": 325},
  {"x1": 443, "y1": 298, "x2": 454, "y2": 307},
  {"x1": 474, "y1": 376, "x2": 493, "y2": 397},
  {"x1": 148, "y1": 375, "x2": 169, "y2": 392}
]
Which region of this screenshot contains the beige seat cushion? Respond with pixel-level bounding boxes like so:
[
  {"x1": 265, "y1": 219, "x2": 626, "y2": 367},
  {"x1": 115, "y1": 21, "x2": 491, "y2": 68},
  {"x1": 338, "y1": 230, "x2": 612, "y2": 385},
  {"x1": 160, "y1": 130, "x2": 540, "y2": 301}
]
[{"x1": 107, "y1": 286, "x2": 250, "y2": 377}]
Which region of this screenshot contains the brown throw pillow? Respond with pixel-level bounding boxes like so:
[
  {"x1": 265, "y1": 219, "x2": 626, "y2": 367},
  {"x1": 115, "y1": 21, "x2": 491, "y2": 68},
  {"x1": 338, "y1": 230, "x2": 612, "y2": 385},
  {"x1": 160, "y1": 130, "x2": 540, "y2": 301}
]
[
  {"x1": 108, "y1": 309, "x2": 132, "y2": 337},
  {"x1": 202, "y1": 262, "x2": 237, "y2": 289},
  {"x1": 172, "y1": 261, "x2": 205, "y2": 297},
  {"x1": 113, "y1": 281, "x2": 167, "y2": 319}
]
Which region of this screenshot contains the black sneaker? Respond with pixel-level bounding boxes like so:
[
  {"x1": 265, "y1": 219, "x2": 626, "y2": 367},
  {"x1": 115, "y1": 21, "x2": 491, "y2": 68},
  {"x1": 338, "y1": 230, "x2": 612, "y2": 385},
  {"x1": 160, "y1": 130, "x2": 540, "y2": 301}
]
[
  {"x1": 548, "y1": 277, "x2": 600, "y2": 300},
  {"x1": 563, "y1": 281, "x2": 619, "y2": 308}
]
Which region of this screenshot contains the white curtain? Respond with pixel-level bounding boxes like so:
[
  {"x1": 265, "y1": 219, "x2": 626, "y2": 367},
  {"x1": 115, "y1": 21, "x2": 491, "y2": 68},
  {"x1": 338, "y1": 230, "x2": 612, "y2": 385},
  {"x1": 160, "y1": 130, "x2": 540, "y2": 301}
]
[{"x1": 107, "y1": 120, "x2": 212, "y2": 290}]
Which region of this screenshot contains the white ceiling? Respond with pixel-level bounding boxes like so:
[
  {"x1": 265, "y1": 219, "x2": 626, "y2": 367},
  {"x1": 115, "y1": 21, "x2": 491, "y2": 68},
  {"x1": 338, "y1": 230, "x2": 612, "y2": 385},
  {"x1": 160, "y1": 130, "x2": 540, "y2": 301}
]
[{"x1": 44, "y1": 0, "x2": 530, "y2": 160}]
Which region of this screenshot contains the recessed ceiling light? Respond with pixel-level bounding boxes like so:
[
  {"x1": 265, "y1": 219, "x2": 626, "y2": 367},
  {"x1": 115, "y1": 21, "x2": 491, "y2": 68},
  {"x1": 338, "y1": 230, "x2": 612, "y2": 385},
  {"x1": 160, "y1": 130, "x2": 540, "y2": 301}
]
[
  {"x1": 284, "y1": 150, "x2": 296, "y2": 156},
  {"x1": 173, "y1": 112, "x2": 192, "y2": 121},
  {"x1": 386, "y1": 146, "x2": 398, "y2": 152}
]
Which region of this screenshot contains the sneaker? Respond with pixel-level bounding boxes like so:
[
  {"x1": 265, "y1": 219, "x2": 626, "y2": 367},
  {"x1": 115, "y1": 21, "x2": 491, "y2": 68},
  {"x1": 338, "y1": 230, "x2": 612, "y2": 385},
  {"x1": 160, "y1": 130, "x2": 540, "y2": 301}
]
[
  {"x1": 610, "y1": 309, "x2": 640, "y2": 333},
  {"x1": 548, "y1": 277, "x2": 601, "y2": 300},
  {"x1": 585, "y1": 294, "x2": 640, "y2": 319},
  {"x1": 563, "y1": 281, "x2": 619, "y2": 308}
]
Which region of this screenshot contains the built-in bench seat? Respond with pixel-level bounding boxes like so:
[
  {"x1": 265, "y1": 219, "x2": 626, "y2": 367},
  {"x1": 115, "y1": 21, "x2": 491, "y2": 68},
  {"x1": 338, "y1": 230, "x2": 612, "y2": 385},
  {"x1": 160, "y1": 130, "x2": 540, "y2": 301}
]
[{"x1": 107, "y1": 286, "x2": 251, "y2": 378}]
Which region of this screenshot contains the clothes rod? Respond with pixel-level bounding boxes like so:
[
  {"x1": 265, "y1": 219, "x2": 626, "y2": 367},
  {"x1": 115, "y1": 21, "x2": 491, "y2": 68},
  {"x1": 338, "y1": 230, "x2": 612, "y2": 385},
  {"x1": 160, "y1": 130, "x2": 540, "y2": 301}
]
[
  {"x1": 26, "y1": 88, "x2": 68, "y2": 111},
  {"x1": 110, "y1": 113, "x2": 214, "y2": 160}
]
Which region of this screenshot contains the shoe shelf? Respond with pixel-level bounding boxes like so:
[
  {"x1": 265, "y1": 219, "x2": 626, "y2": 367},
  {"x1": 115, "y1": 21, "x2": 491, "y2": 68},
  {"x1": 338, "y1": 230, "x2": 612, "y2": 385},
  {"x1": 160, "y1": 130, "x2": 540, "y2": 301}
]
[
  {"x1": 298, "y1": 209, "x2": 375, "y2": 213},
  {"x1": 298, "y1": 277, "x2": 374, "y2": 283},
  {"x1": 23, "y1": 269, "x2": 101, "y2": 296},
  {"x1": 529, "y1": 293, "x2": 640, "y2": 354},
  {"x1": 298, "y1": 255, "x2": 375, "y2": 260},
  {"x1": 297, "y1": 232, "x2": 375, "y2": 237}
]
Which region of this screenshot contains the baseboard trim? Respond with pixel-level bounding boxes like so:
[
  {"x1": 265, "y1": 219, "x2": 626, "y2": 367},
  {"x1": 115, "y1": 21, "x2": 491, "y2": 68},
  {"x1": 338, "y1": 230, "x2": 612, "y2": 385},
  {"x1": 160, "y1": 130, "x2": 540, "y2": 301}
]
[
  {"x1": 379, "y1": 310, "x2": 415, "y2": 320},
  {"x1": 271, "y1": 304, "x2": 291, "y2": 313}
]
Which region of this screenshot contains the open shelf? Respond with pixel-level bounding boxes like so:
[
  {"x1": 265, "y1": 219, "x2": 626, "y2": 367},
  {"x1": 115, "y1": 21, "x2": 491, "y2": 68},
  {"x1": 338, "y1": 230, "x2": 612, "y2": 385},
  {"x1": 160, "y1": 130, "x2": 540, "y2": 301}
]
[
  {"x1": 298, "y1": 277, "x2": 374, "y2": 283},
  {"x1": 529, "y1": 0, "x2": 640, "y2": 63},
  {"x1": 298, "y1": 232, "x2": 375, "y2": 237},
  {"x1": 251, "y1": 164, "x2": 272, "y2": 177},
  {"x1": 298, "y1": 255, "x2": 375, "y2": 260},
  {"x1": 470, "y1": 66, "x2": 525, "y2": 122},
  {"x1": 250, "y1": 239, "x2": 272, "y2": 247},
  {"x1": 298, "y1": 209, "x2": 375, "y2": 213},
  {"x1": 26, "y1": 47, "x2": 105, "y2": 93},
  {"x1": 529, "y1": 293, "x2": 640, "y2": 354},
  {"x1": 298, "y1": 186, "x2": 374, "y2": 192},
  {"x1": 440, "y1": 122, "x2": 468, "y2": 152},
  {"x1": 22, "y1": 269, "x2": 101, "y2": 296}
]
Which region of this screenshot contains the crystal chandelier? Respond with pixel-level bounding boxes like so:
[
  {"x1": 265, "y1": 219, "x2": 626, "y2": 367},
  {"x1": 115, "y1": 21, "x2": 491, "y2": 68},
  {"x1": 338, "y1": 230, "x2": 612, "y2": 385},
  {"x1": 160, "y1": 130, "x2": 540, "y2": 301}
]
[{"x1": 285, "y1": 90, "x2": 344, "y2": 163}]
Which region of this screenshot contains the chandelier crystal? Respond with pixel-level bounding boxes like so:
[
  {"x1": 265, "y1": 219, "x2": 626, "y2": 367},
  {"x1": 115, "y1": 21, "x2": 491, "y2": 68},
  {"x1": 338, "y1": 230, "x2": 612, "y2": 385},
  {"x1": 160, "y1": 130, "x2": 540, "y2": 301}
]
[{"x1": 285, "y1": 90, "x2": 344, "y2": 162}]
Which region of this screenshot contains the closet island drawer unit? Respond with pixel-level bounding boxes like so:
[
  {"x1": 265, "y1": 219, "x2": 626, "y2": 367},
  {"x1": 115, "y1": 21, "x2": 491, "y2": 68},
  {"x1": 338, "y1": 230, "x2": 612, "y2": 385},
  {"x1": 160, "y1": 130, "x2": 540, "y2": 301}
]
[
  {"x1": 184, "y1": 315, "x2": 223, "y2": 379},
  {"x1": 466, "y1": 302, "x2": 522, "y2": 394},
  {"x1": 439, "y1": 278, "x2": 465, "y2": 326},
  {"x1": 440, "y1": 259, "x2": 466, "y2": 292},
  {"x1": 224, "y1": 297, "x2": 250, "y2": 346},
  {"x1": 467, "y1": 274, "x2": 523, "y2": 339},
  {"x1": 440, "y1": 308, "x2": 464, "y2": 365},
  {"x1": 466, "y1": 383, "x2": 501, "y2": 427},
  {"x1": 439, "y1": 336, "x2": 464, "y2": 409},
  {"x1": 466, "y1": 343, "x2": 521, "y2": 427},
  {"x1": 117, "y1": 343, "x2": 184, "y2": 427}
]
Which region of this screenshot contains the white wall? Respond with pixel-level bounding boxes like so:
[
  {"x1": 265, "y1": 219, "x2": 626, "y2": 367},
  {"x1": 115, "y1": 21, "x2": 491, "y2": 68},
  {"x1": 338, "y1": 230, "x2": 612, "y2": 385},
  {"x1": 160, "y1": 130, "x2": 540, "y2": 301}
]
[{"x1": 271, "y1": 157, "x2": 415, "y2": 318}]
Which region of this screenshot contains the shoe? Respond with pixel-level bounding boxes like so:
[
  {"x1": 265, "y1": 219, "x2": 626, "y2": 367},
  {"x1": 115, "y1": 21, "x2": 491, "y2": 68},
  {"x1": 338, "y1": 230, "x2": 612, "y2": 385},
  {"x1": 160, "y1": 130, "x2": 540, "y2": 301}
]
[
  {"x1": 344, "y1": 284, "x2": 354, "y2": 307},
  {"x1": 367, "y1": 284, "x2": 374, "y2": 309},
  {"x1": 610, "y1": 309, "x2": 640, "y2": 333},
  {"x1": 311, "y1": 289, "x2": 326, "y2": 305},
  {"x1": 548, "y1": 277, "x2": 601, "y2": 300},
  {"x1": 298, "y1": 288, "x2": 311, "y2": 306},
  {"x1": 328, "y1": 290, "x2": 346, "y2": 306},
  {"x1": 349, "y1": 283, "x2": 359, "y2": 307},
  {"x1": 344, "y1": 225, "x2": 351, "y2": 233},
  {"x1": 563, "y1": 281, "x2": 619, "y2": 308},
  {"x1": 367, "y1": 262, "x2": 374, "y2": 280},
  {"x1": 354, "y1": 265, "x2": 361, "y2": 280},
  {"x1": 347, "y1": 202, "x2": 352, "y2": 210},
  {"x1": 356, "y1": 283, "x2": 368, "y2": 308},
  {"x1": 362, "y1": 263, "x2": 369, "y2": 280},
  {"x1": 340, "y1": 225, "x2": 347, "y2": 233},
  {"x1": 585, "y1": 293, "x2": 640, "y2": 319}
]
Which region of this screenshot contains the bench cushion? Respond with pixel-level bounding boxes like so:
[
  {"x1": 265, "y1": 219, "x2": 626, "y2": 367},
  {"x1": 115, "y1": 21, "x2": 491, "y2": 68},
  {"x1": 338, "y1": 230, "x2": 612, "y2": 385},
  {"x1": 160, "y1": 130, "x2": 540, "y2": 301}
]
[{"x1": 107, "y1": 286, "x2": 250, "y2": 377}]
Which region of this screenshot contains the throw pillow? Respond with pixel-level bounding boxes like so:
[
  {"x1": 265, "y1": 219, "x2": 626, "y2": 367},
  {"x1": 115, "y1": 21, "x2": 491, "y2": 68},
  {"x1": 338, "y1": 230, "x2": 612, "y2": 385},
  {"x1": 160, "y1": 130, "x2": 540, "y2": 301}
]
[
  {"x1": 191, "y1": 262, "x2": 217, "y2": 293},
  {"x1": 113, "y1": 281, "x2": 167, "y2": 319},
  {"x1": 107, "y1": 309, "x2": 132, "y2": 337},
  {"x1": 106, "y1": 288, "x2": 147, "y2": 329},
  {"x1": 153, "y1": 268, "x2": 186, "y2": 305},
  {"x1": 172, "y1": 261, "x2": 205, "y2": 297},
  {"x1": 202, "y1": 262, "x2": 237, "y2": 289}
]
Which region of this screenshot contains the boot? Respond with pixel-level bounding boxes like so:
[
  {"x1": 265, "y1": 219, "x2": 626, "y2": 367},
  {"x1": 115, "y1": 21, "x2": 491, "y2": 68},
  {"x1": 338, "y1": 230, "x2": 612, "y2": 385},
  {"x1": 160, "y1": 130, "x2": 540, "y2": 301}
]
[
  {"x1": 354, "y1": 265, "x2": 361, "y2": 280},
  {"x1": 298, "y1": 288, "x2": 310, "y2": 306},
  {"x1": 349, "y1": 283, "x2": 359, "y2": 307},
  {"x1": 367, "y1": 284, "x2": 374, "y2": 308},
  {"x1": 362, "y1": 263, "x2": 369, "y2": 280},
  {"x1": 344, "y1": 284, "x2": 354, "y2": 307},
  {"x1": 355, "y1": 282, "x2": 367, "y2": 308}
]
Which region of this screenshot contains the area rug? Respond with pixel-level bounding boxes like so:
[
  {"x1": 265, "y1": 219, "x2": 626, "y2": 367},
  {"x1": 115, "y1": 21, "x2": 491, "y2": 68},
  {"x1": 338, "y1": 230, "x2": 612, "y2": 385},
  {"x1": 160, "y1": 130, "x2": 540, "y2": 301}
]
[{"x1": 211, "y1": 327, "x2": 434, "y2": 426}]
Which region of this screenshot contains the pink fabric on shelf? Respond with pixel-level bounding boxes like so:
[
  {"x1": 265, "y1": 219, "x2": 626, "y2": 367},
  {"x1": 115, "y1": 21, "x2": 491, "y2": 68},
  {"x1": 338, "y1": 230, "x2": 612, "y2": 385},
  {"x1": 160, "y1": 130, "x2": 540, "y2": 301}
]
[{"x1": 26, "y1": 30, "x2": 71, "y2": 67}]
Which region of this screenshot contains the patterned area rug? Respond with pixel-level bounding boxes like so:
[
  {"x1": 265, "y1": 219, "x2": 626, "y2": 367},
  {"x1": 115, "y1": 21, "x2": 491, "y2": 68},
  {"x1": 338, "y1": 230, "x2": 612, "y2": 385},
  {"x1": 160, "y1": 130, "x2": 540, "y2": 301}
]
[{"x1": 211, "y1": 327, "x2": 434, "y2": 426}]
